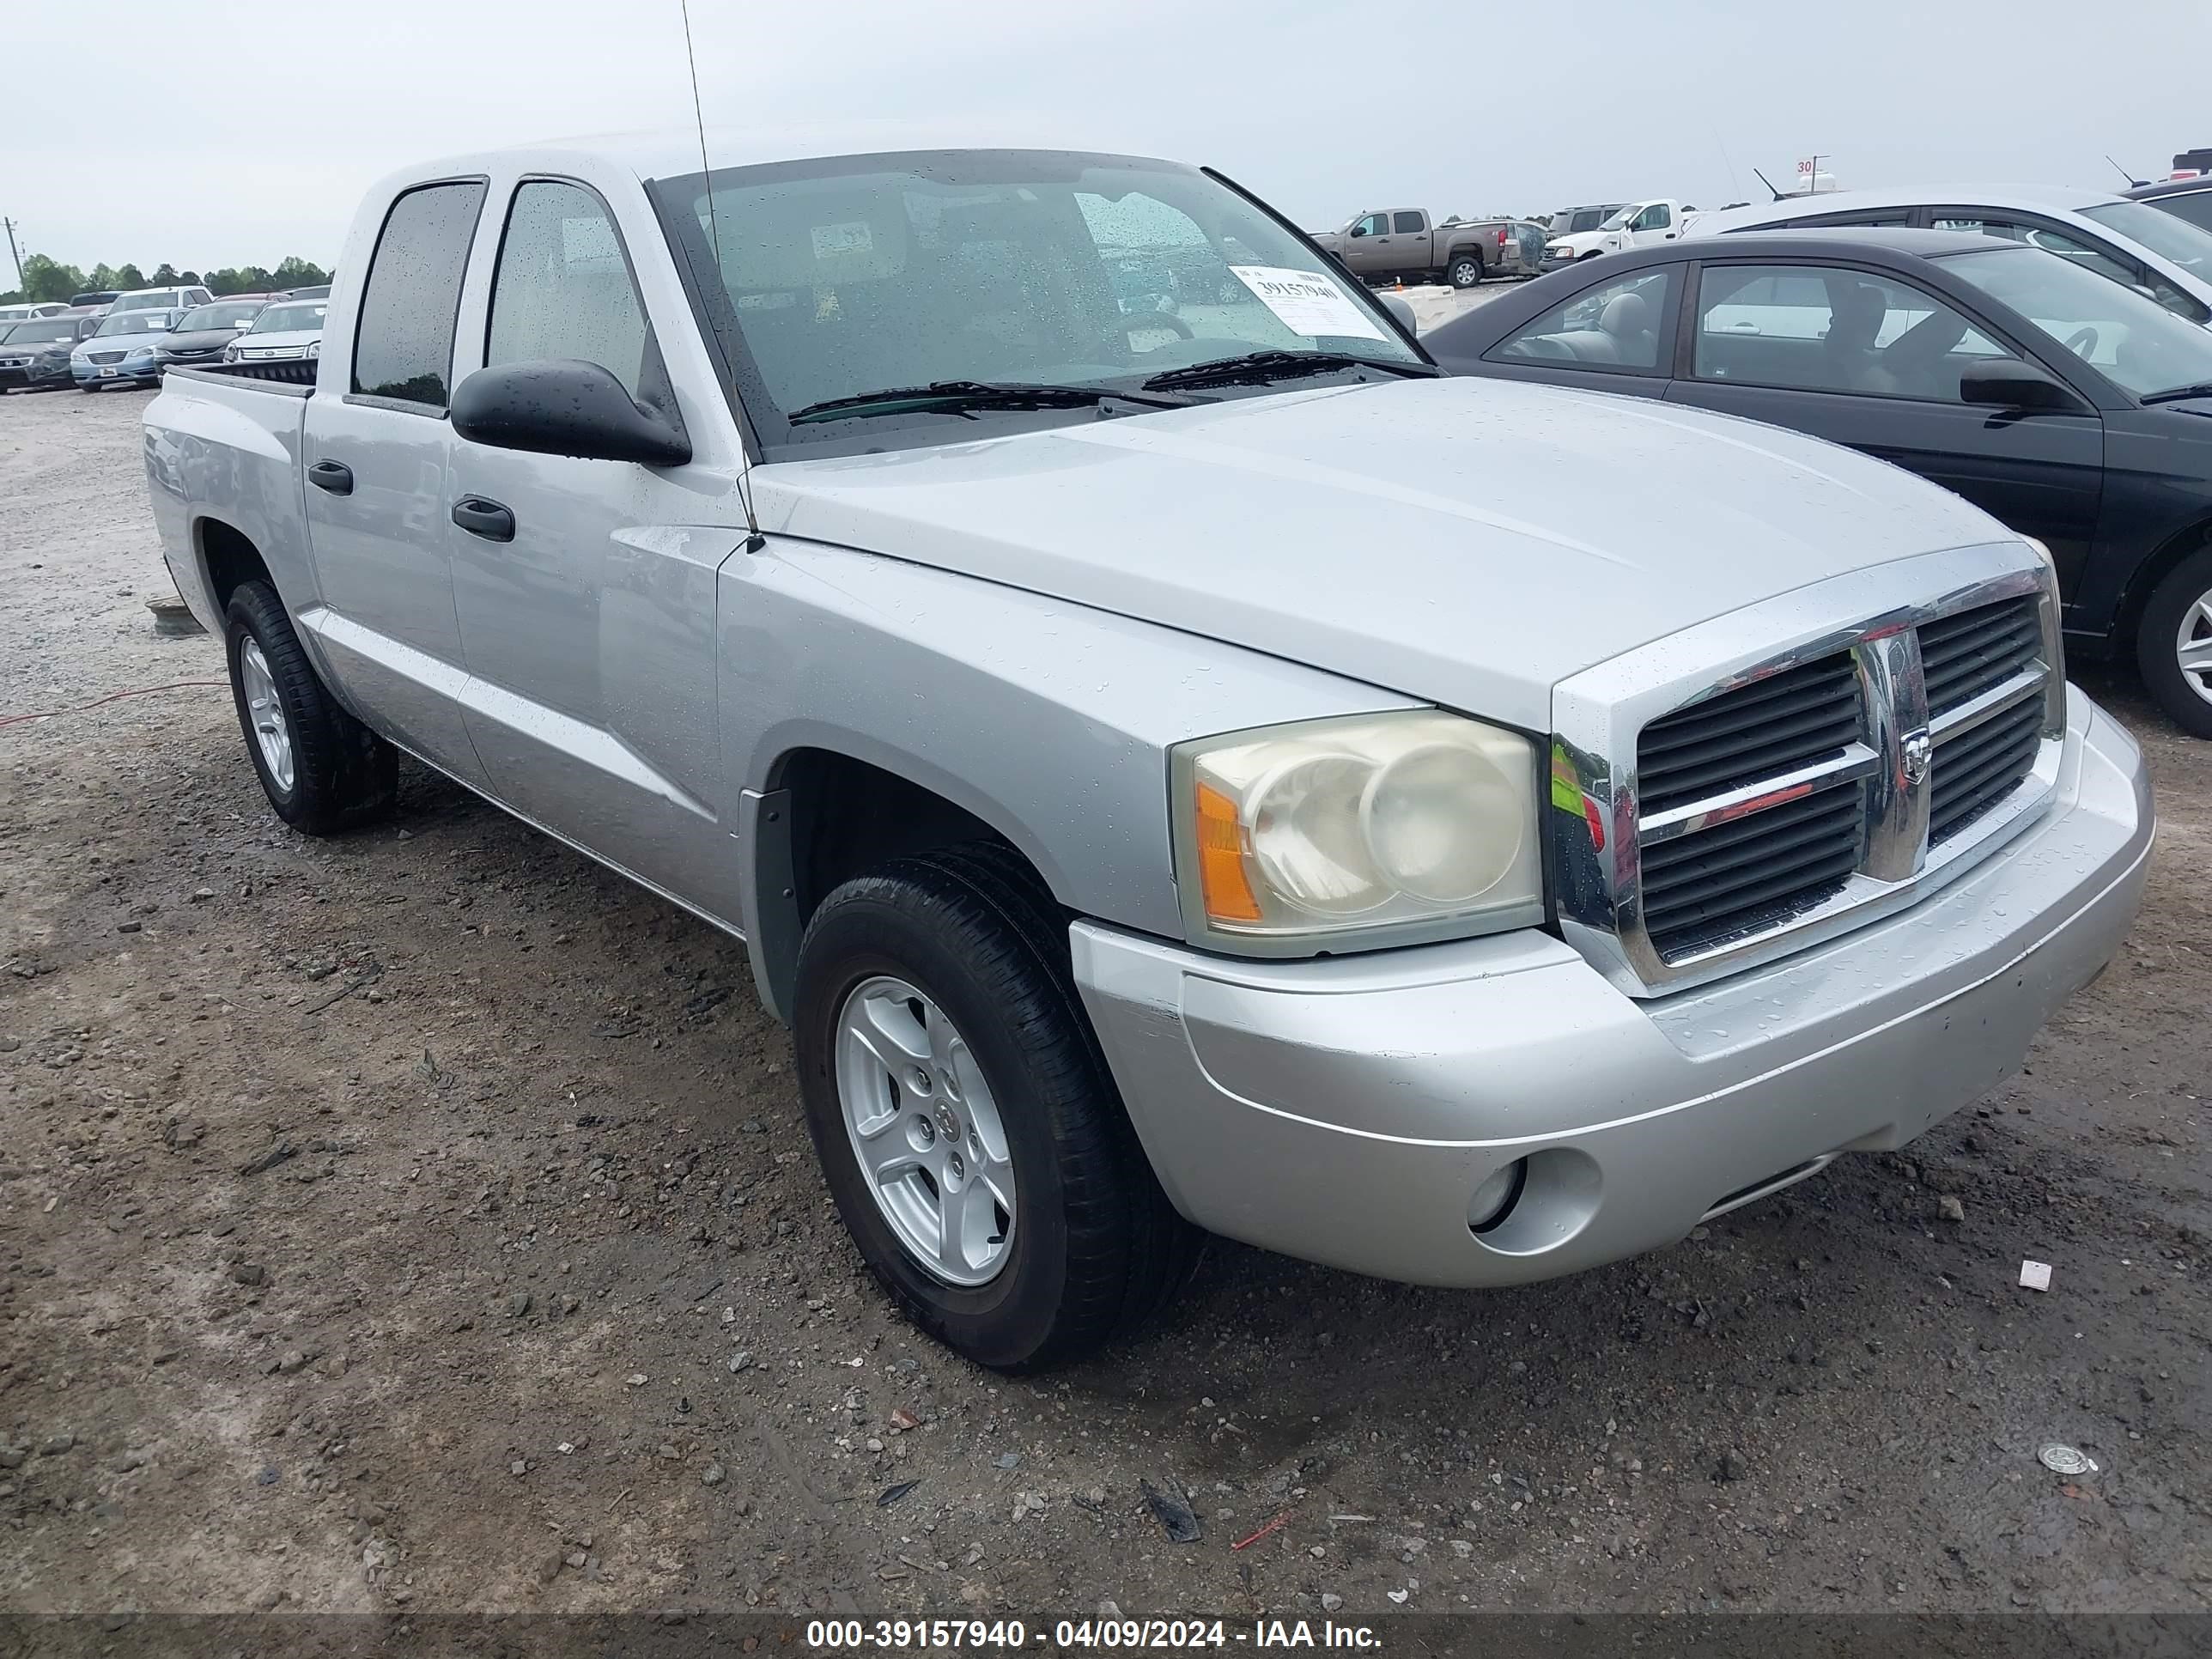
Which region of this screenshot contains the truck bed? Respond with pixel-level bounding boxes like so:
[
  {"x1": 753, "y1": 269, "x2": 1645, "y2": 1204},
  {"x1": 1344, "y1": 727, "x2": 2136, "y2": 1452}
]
[{"x1": 143, "y1": 364, "x2": 316, "y2": 635}]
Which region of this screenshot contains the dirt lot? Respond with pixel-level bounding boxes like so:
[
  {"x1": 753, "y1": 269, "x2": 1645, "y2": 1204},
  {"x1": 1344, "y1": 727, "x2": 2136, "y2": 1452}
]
[{"x1": 1, "y1": 383, "x2": 2207, "y2": 1623}]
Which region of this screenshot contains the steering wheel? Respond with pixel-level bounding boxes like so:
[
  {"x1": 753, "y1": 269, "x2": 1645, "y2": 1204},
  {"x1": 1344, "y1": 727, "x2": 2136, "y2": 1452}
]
[
  {"x1": 2063, "y1": 325, "x2": 2100, "y2": 359},
  {"x1": 1105, "y1": 308, "x2": 1194, "y2": 356}
]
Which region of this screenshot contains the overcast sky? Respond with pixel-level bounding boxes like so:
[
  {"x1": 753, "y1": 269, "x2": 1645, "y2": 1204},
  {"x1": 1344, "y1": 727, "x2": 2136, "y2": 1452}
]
[{"x1": 7, "y1": 0, "x2": 2209, "y2": 276}]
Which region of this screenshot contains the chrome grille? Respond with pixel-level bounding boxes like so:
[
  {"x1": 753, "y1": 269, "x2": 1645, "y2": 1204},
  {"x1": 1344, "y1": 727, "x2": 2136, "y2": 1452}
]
[
  {"x1": 1636, "y1": 651, "x2": 1868, "y2": 957},
  {"x1": 1550, "y1": 549, "x2": 2066, "y2": 997},
  {"x1": 1923, "y1": 596, "x2": 2047, "y2": 844},
  {"x1": 88, "y1": 350, "x2": 127, "y2": 364},
  {"x1": 1638, "y1": 653, "x2": 1862, "y2": 814},
  {"x1": 1641, "y1": 786, "x2": 1866, "y2": 957}
]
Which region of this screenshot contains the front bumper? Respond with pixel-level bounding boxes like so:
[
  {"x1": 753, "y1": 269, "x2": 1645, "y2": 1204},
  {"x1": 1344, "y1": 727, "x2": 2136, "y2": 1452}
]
[
  {"x1": 1072, "y1": 686, "x2": 2151, "y2": 1287},
  {"x1": 73, "y1": 359, "x2": 161, "y2": 386},
  {"x1": 0, "y1": 358, "x2": 72, "y2": 389}
]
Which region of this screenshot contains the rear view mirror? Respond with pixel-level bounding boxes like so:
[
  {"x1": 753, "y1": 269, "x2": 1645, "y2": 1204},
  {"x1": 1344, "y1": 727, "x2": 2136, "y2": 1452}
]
[
  {"x1": 452, "y1": 359, "x2": 691, "y2": 466},
  {"x1": 1960, "y1": 360, "x2": 2079, "y2": 414}
]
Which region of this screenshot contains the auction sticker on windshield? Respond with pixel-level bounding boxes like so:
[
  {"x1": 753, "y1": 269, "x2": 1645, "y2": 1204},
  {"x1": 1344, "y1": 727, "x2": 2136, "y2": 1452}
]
[{"x1": 1229, "y1": 266, "x2": 1385, "y2": 341}]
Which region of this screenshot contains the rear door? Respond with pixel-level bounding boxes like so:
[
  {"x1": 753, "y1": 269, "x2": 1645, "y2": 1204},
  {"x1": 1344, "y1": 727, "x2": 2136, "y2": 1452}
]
[
  {"x1": 300, "y1": 178, "x2": 491, "y2": 784},
  {"x1": 1667, "y1": 258, "x2": 2105, "y2": 579},
  {"x1": 1393, "y1": 210, "x2": 1431, "y2": 270},
  {"x1": 444, "y1": 174, "x2": 742, "y2": 916}
]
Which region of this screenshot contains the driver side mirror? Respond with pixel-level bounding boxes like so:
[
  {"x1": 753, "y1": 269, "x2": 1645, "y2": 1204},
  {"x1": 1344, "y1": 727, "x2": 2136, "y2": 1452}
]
[
  {"x1": 452, "y1": 359, "x2": 690, "y2": 466},
  {"x1": 1960, "y1": 359, "x2": 2080, "y2": 414}
]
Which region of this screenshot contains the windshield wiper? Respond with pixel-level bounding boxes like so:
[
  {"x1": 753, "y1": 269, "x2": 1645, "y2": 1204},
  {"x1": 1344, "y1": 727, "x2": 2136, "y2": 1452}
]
[
  {"x1": 1141, "y1": 350, "x2": 1438, "y2": 392},
  {"x1": 2139, "y1": 380, "x2": 2212, "y2": 406},
  {"x1": 787, "y1": 380, "x2": 1196, "y2": 425}
]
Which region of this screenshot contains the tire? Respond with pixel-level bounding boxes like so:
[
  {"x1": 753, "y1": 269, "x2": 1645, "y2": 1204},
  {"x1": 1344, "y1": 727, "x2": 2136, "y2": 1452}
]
[
  {"x1": 2135, "y1": 543, "x2": 2212, "y2": 738},
  {"x1": 1448, "y1": 255, "x2": 1484, "y2": 289},
  {"x1": 793, "y1": 843, "x2": 1198, "y2": 1370},
  {"x1": 223, "y1": 580, "x2": 398, "y2": 832}
]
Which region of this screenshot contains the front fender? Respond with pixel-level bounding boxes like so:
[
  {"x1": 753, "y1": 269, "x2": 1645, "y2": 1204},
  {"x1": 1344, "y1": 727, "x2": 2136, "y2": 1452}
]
[{"x1": 720, "y1": 535, "x2": 1421, "y2": 942}]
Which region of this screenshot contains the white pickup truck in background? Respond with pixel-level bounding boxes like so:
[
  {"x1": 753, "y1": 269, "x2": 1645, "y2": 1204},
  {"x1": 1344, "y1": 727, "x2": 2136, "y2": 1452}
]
[{"x1": 1545, "y1": 198, "x2": 1700, "y2": 265}]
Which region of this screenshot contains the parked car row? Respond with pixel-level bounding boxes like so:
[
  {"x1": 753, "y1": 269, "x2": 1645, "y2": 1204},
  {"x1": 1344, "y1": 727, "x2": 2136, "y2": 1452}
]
[{"x1": 2, "y1": 285, "x2": 326, "y2": 393}]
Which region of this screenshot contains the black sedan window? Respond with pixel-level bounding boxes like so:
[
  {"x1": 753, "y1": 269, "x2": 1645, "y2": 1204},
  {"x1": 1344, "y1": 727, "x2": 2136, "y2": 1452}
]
[
  {"x1": 1692, "y1": 264, "x2": 2018, "y2": 402},
  {"x1": 1490, "y1": 268, "x2": 1674, "y2": 372}
]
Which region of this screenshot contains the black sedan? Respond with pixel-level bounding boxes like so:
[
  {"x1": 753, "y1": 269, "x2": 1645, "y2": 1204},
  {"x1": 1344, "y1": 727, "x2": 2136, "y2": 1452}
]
[
  {"x1": 1425, "y1": 228, "x2": 2212, "y2": 734},
  {"x1": 0, "y1": 315, "x2": 84, "y2": 392},
  {"x1": 155, "y1": 298, "x2": 267, "y2": 373}
]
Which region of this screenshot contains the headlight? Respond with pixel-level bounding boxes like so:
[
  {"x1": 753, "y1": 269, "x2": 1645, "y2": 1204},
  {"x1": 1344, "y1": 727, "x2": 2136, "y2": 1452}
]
[
  {"x1": 127, "y1": 345, "x2": 155, "y2": 358},
  {"x1": 307, "y1": 340, "x2": 320, "y2": 359},
  {"x1": 1173, "y1": 710, "x2": 1542, "y2": 951}
]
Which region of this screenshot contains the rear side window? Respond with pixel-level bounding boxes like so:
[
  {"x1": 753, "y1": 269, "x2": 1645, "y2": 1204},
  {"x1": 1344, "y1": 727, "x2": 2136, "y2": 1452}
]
[
  {"x1": 352, "y1": 179, "x2": 487, "y2": 407},
  {"x1": 485, "y1": 179, "x2": 654, "y2": 397},
  {"x1": 1489, "y1": 267, "x2": 1676, "y2": 373},
  {"x1": 1392, "y1": 211, "x2": 1425, "y2": 234}
]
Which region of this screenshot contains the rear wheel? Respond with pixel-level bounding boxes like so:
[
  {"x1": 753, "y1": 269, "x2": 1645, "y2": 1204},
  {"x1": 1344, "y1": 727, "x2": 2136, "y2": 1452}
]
[
  {"x1": 1448, "y1": 255, "x2": 1484, "y2": 289},
  {"x1": 223, "y1": 580, "x2": 398, "y2": 831},
  {"x1": 2136, "y1": 544, "x2": 2212, "y2": 738},
  {"x1": 793, "y1": 845, "x2": 1198, "y2": 1370}
]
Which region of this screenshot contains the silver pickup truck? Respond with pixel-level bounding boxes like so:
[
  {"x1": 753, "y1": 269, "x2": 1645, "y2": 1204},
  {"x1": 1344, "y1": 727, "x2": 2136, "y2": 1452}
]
[{"x1": 145, "y1": 134, "x2": 2153, "y2": 1370}]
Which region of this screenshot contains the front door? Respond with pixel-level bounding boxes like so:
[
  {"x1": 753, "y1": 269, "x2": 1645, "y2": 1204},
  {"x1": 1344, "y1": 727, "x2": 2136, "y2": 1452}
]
[
  {"x1": 445, "y1": 176, "x2": 744, "y2": 918},
  {"x1": 300, "y1": 179, "x2": 490, "y2": 785},
  {"x1": 1624, "y1": 202, "x2": 1676, "y2": 249},
  {"x1": 1343, "y1": 212, "x2": 1395, "y2": 279},
  {"x1": 1669, "y1": 259, "x2": 2106, "y2": 580}
]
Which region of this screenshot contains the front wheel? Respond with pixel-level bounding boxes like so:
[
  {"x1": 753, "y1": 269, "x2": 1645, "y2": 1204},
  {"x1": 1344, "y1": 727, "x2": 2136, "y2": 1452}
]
[
  {"x1": 793, "y1": 845, "x2": 1197, "y2": 1370},
  {"x1": 2136, "y1": 544, "x2": 2212, "y2": 738},
  {"x1": 1448, "y1": 255, "x2": 1484, "y2": 289},
  {"x1": 224, "y1": 580, "x2": 398, "y2": 831}
]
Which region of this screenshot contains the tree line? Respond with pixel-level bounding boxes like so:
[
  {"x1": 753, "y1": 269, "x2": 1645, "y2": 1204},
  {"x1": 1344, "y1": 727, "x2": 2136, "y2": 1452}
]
[{"x1": 3, "y1": 252, "x2": 331, "y2": 307}]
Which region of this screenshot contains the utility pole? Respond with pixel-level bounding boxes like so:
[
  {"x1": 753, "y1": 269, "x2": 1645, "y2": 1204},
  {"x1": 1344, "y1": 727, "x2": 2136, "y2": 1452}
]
[{"x1": 3, "y1": 218, "x2": 23, "y2": 293}]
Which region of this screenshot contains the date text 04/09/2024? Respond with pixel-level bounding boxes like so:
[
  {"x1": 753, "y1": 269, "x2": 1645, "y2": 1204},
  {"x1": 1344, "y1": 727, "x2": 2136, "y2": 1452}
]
[{"x1": 801, "y1": 1620, "x2": 1382, "y2": 1650}]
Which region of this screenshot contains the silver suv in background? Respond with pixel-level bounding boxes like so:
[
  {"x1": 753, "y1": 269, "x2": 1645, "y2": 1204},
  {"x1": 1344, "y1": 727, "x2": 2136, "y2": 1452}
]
[{"x1": 145, "y1": 134, "x2": 2150, "y2": 1370}]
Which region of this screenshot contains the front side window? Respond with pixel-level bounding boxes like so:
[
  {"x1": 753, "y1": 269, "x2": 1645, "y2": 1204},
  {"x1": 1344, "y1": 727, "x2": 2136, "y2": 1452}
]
[
  {"x1": 1692, "y1": 263, "x2": 2017, "y2": 400},
  {"x1": 659, "y1": 151, "x2": 1417, "y2": 446},
  {"x1": 486, "y1": 180, "x2": 653, "y2": 397},
  {"x1": 1392, "y1": 211, "x2": 1425, "y2": 235},
  {"x1": 351, "y1": 179, "x2": 487, "y2": 407},
  {"x1": 1352, "y1": 213, "x2": 1389, "y2": 238},
  {"x1": 1491, "y1": 267, "x2": 1674, "y2": 371},
  {"x1": 1941, "y1": 244, "x2": 2212, "y2": 399},
  {"x1": 1632, "y1": 204, "x2": 1672, "y2": 231}
]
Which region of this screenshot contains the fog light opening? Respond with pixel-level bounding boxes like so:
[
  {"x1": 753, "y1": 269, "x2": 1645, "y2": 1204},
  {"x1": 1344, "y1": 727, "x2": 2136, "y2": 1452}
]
[{"x1": 1468, "y1": 1158, "x2": 1528, "y2": 1235}]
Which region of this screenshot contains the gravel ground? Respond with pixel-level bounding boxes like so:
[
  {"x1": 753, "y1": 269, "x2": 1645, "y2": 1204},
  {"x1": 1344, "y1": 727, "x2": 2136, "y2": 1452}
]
[{"x1": 1, "y1": 384, "x2": 2207, "y2": 1621}]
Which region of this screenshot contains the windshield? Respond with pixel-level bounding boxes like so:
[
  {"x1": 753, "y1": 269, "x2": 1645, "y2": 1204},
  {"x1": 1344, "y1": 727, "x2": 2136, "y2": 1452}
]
[
  {"x1": 2079, "y1": 198, "x2": 2212, "y2": 280},
  {"x1": 71, "y1": 292, "x2": 118, "y2": 306},
  {"x1": 1597, "y1": 204, "x2": 1639, "y2": 231},
  {"x1": 3, "y1": 320, "x2": 77, "y2": 344},
  {"x1": 250, "y1": 302, "x2": 325, "y2": 333},
  {"x1": 94, "y1": 311, "x2": 176, "y2": 337},
  {"x1": 655, "y1": 150, "x2": 1417, "y2": 441},
  {"x1": 175, "y1": 302, "x2": 263, "y2": 332},
  {"x1": 1940, "y1": 244, "x2": 2212, "y2": 398},
  {"x1": 113, "y1": 290, "x2": 181, "y2": 311}
]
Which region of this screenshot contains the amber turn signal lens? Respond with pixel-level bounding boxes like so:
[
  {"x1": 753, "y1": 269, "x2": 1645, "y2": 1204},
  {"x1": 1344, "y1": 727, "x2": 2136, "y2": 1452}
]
[{"x1": 1194, "y1": 781, "x2": 1262, "y2": 923}]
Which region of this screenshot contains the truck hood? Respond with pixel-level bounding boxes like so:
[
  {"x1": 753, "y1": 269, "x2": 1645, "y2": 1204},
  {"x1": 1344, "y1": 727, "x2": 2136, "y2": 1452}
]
[
  {"x1": 755, "y1": 375, "x2": 2007, "y2": 730},
  {"x1": 1547, "y1": 229, "x2": 1614, "y2": 255}
]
